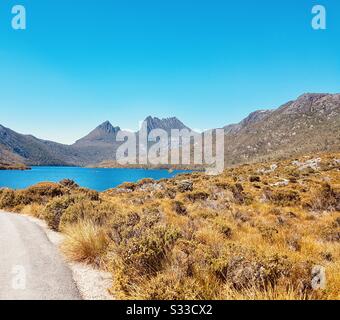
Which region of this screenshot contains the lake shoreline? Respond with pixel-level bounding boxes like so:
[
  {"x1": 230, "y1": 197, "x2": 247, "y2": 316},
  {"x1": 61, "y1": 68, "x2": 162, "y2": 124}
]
[
  {"x1": 0, "y1": 164, "x2": 30, "y2": 171},
  {"x1": 0, "y1": 166, "x2": 191, "y2": 192},
  {"x1": 88, "y1": 161, "x2": 205, "y2": 171}
]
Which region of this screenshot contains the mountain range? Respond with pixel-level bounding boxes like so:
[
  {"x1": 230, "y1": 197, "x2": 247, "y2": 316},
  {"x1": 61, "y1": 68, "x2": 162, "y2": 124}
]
[{"x1": 1, "y1": 93, "x2": 339, "y2": 167}]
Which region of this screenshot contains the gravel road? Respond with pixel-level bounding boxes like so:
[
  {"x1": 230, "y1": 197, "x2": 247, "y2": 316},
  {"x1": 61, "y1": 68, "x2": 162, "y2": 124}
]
[{"x1": 0, "y1": 211, "x2": 81, "y2": 300}]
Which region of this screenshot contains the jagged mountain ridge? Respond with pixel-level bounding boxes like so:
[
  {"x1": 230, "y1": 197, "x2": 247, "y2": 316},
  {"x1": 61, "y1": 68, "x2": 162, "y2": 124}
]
[
  {"x1": 144, "y1": 116, "x2": 190, "y2": 133},
  {"x1": 0, "y1": 93, "x2": 339, "y2": 167}
]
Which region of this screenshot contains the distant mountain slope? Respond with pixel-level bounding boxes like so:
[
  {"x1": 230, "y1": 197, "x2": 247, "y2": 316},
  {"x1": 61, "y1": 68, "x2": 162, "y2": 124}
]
[
  {"x1": 0, "y1": 143, "x2": 25, "y2": 165},
  {"x1": 224, "y1": 110, "x2": 273, "y2": 134},
  {"x1": 1, "y1": 93, "x2": 339, "y2": 167},
  {"x1": 223, "y1": 93, "x2": 340, "y2": 165},
  {"x1": 0, "y1": 125, "x2": 83, "y2": 166}
]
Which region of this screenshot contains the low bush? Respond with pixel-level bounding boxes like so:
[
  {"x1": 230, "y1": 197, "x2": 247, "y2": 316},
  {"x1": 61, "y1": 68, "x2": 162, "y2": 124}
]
[
  {"x1": 186, "y1": 191, "x2": 209, "y2": 202},
  {"x1": 113, "y1": 225, "x2": 181, "y2": 275},
  {"x1": 264, "y1": 188, "x2": 301, "y2": 206},
  {"x1": 0, "y1": 189, "x2": 17, "y2": 208},
  {"x1": 42, "y1": 195, "x2": 75, "y2": 230},
  {"x1": 303, "y1": 183, "x2": 340, "y2": 212},
  {"x1": 0, "y1": 182, "x2": 67, "y2": 209},
  {"x1": 60, "y1": 201, "x2": 116, "y2": 230},
  {"x1": 59, "y1": 179, "x2": 79, "y2": 189}
]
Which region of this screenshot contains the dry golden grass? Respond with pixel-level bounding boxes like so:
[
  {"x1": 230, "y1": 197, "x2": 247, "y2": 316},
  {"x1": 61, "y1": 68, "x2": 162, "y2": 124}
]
[
  {"x1": 61, "y1": 220, "x2": 109, "y2": 266},
  {"x1": 220, "y1": 282, "x2": 313, "y2": 300},
  {"x1": 1, "y1": 151, "x2": 339, "y2": 300},
  {"x1": 20, "y1": 203, "x2": 44, "y2": 218}
]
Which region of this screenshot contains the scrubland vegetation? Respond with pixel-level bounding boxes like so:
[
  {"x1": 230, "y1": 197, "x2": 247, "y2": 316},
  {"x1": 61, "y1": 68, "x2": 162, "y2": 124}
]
[
  {"x1": 0, "y1": 154, "x2": 339, "y2": 300},
  {"x1": 0, "y1": 163, "x2": 29, "y2": 170}
]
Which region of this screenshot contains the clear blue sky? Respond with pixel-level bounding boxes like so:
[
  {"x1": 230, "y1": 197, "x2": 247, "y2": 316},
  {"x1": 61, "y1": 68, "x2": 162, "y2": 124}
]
[{"x1": 0, "y1": 0, "x2": 339, "y2": 144}]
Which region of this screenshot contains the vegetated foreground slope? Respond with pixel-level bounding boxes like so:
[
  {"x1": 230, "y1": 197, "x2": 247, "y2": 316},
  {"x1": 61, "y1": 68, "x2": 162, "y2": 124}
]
[{"x1": 0, "y1": 152, "x2": 339, "y2": 300}]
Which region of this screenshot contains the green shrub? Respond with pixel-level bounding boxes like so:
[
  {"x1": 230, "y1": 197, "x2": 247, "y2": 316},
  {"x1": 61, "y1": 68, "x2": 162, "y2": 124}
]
[
  {"x1": 230, "y1": 183, "x2": 254, "y2": 204},
  {"x1": 60, "y1": 201, "x2": 117, "y2": 230},
  {"x1": 0, "y1": 183, "x2": 67, "y2": 209},
  {"x1": 77, "y1": 188, "x2": 100, "y2": 201},
  {"x1": 112, "y1": 225, "x2": 181, "y2": 277},
  {"x1": 0, "y1": 189, "x2": 17, "y2": 208},
  {"x1": 212, "y1": 246, "x2": 292, "y2": 291},
  {"x1": 59, "y1": 179, "x2": 79, "y2": 189},
  {"x1": 25, "y1": 182, "x2": 66, "y2": 199},
  {"x1": 42, "y1": 196, "x2": 75, "y2": 230}
]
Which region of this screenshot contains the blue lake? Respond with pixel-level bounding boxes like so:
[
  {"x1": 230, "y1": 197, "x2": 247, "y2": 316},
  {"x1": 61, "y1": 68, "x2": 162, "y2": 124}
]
[{"x1": 0, "y1": 167, "x2": 190, "y2": 192}]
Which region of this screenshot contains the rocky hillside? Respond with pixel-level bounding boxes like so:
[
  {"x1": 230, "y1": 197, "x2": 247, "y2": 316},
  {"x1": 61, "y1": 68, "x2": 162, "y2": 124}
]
[
  {"x1": 223, "y1": 93, "x2": 340, "y2": 165},
  {"x1": 224, "y1": 110, "x2": 273, "y2": 134},
  {"x1": 0, "y1": 143, "x2": 24, "y2": 165}
]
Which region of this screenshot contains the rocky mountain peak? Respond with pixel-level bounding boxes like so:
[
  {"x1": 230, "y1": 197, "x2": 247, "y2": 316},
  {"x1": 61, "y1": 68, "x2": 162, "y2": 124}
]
[
  {"x1": 96, "y1": 121, "x2": 120, "y2": 134},
  {"x1": 74, "y1": 121, "x2": 121, "y2": 145},
  {"x1": 144, "y1": 116, "x2": 190, "y2": 132},
  {"x1": 279, "y1": 93, "x2": 339, "y2": 115},
  {"x1": 296, "y1": 93, "x2": 328, "y2": 102}
]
